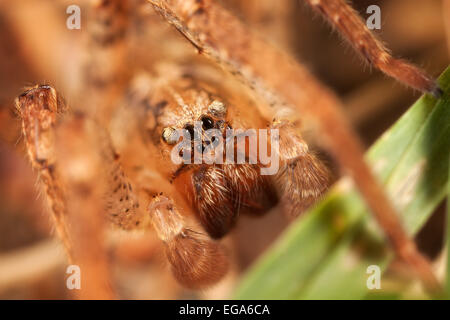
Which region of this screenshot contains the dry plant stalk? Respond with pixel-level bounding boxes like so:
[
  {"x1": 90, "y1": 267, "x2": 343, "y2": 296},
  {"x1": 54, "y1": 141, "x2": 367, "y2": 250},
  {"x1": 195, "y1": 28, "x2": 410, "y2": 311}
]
[
  {"x1": 224, "y1": 0, "x2": 296, "y2": 51},
  {"x1": 55, "y1": 114, "x2": 116, "y2": 299},
  {"x1": 147, "y1": 0, "x2": 441, "y2": 293}
]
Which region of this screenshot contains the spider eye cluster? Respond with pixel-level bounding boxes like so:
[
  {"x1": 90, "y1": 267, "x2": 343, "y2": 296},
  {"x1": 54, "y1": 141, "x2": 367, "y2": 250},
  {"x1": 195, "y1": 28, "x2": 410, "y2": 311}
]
[{"x1": 161, "y1": 100, "x2": 227, "y2": 146}]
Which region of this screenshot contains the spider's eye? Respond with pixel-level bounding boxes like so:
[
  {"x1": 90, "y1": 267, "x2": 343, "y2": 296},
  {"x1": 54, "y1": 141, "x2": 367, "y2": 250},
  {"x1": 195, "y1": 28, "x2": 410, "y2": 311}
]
[
  {"x1": 183, "y1": 124, "x2": 195, "y2": 138},
  {"x1": 207, "y1": 100, "x2": 226, "y2": 117},
  {"x1": 162, "y1": 127, "x2": 178, "y2": 145},
  {"x1": 201, "y1": 116, "x2": 214, "y2": 130}
]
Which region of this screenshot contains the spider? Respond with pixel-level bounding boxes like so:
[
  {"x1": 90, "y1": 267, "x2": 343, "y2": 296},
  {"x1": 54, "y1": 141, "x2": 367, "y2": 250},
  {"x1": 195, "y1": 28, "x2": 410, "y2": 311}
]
[
  {"x1": 15, "y1": 70, "x2": 330, "y2": 289},
  {"x1": 11, "y1": 0, "x2": 443, "y2": 296}
]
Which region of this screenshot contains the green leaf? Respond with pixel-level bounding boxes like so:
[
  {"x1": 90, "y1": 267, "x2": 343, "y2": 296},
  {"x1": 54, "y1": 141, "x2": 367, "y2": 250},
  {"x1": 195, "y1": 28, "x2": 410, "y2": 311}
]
[
  {"x1": 234, "y1": 66, "x2": 450, "y2": 300},
  {"x1": 447, "y1": 143, "x2": 450, "y2": 298}
]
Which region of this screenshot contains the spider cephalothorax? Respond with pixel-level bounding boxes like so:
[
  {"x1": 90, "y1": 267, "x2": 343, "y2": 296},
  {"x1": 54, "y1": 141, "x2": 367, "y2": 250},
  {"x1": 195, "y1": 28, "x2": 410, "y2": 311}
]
[{"x1": 153, "y1": 78, "x2": 281, "y2": 238}]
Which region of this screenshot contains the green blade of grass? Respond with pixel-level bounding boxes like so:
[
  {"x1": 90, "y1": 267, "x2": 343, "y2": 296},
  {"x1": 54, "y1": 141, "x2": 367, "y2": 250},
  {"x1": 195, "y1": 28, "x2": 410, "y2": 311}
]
[
  {"x1": 447, "y1": 146, "x2": 450, "y2": 298},
  {"x1": 234, "y1": 66, "x2": 450, "y2": 300}
]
